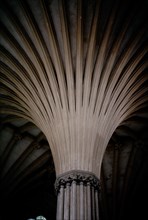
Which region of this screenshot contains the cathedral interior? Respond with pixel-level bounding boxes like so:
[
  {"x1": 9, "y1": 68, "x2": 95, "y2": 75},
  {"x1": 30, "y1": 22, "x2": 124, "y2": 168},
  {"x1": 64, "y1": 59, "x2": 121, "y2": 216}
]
[{"x1": 0, "y1": 0, "x2": 148, "y2": 220}]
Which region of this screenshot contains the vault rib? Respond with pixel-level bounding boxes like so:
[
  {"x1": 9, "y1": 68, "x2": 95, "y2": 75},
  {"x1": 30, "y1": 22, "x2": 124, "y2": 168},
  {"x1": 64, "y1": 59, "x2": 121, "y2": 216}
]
[{"x1": 0, "y1": 0, "x2": 147, "y2": 176}]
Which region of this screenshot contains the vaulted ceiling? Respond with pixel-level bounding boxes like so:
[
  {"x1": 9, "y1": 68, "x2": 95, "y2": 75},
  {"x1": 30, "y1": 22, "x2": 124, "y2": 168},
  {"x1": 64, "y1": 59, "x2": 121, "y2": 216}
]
[
  {"x1": 1, "y1": 113, "x2": 148, "y2": 220},
  {"x1": 0, "y1": 0, "x2": 148, "y2": 219}
]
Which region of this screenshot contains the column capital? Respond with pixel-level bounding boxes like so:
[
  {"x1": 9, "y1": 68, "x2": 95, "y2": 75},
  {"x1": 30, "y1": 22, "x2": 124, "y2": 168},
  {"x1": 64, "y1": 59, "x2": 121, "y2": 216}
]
[{"x1": 55, "y1": 170, "x2": 100, "y2": 192}]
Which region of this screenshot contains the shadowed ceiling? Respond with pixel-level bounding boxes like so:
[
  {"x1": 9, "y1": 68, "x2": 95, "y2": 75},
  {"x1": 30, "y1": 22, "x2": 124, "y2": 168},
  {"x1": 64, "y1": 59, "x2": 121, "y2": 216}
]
[{"x1": 0, "y1": 0, "x2": 148, "y2": 219}]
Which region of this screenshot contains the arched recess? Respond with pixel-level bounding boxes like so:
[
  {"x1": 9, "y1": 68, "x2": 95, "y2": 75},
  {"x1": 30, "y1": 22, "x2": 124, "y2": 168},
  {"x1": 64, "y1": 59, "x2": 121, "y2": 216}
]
[
  {"x1": 99, "y1": 115, "x2": 148, "y2": 220},
  {"x1": 0, "y1": 114, "x2": 57, "y2": 220}
]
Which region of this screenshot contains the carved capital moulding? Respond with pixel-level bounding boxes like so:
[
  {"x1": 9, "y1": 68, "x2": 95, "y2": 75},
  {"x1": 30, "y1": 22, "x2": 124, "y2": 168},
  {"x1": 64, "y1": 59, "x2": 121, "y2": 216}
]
[{"x1": 55, "y1": 170, "x2": 101, "y2": 192}]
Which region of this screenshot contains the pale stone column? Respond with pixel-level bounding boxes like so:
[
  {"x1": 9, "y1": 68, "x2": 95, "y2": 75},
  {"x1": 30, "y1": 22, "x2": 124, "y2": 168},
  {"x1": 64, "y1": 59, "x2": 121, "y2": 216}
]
[
  {"x1": 55, "y1": 170, "x2": 100, "y2": 220},
  {"x1": 64, "y1": 183, "x2": 70, "y2": 220},
  {"x1": 56, "y1": 185, "x2": 64, "y2": 220}
]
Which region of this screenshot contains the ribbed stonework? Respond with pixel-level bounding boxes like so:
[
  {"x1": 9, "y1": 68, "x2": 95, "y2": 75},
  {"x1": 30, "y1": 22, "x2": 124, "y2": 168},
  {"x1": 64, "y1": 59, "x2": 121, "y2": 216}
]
[
  {"x1": 0, "y1": 0, "x2": 148, "y2": 219},
  {"x1": 55, "y1": 170, "x2": 100, "y2": 220},
  {"x1": 0, "y1": 0, "x2": 148, "y2": 177},
  {"x1": 0, "y1": 0, "x2": 147, "y2": 179}
]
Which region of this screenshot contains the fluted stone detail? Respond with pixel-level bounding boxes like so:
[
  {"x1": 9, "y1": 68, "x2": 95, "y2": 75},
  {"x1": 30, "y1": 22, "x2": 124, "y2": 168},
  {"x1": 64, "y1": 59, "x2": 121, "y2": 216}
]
[
  {"x1": 55, "y1": 170, "x2": 100, "y2": 191},
  {"x1": 0, "y1": 0, "x2": 147, "y2": 178},
  {"x1": 55, "y1": 170, "x2": 100, "y2": 220},
  {"x1": 0, "y1": 0, "x2": 147, "y2": 218}
]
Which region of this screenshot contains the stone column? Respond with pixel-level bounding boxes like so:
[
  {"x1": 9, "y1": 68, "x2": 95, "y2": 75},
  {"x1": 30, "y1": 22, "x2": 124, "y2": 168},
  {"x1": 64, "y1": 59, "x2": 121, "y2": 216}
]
[{"x1": 55, "y1": 170, "x2": 100, "y2": 220}]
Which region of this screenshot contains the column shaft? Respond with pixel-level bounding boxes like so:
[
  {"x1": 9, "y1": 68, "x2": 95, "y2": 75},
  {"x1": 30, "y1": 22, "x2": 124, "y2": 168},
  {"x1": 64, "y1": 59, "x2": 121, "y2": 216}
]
[
  {"x1": 95, "y1": 190, "x2": 99, "y2": 219},
  {"x1": 87, "y1": 183, "x2": 91, "y2": 220},
  {"x1": 70, "y1": 181, "x2": 77, "y2": 220},
  {"x1": 80, "y1": 182, "x2": 84, "y2": 219},
  {"x1": 56, "y1": 185, "x2": 64, "y2": 220},
  {"x1": 64, "y1": 183, "x2": 70, "y2": 220},
  {"x1": 55, "y1": 170, "x2": 100, "y2": 220}
]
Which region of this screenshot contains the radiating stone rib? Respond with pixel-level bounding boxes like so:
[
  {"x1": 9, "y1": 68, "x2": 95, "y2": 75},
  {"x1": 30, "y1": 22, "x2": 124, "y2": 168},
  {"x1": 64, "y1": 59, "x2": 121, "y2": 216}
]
[
  {"x1": 59, "y1": 0, "x2": 75, "y2": 112},
  {"x1": 0, "y1": 0, "x2": 147, "y2": 177},
  {"x1": 40, "y1": 0, "x2": 69, "y2": 111}
]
